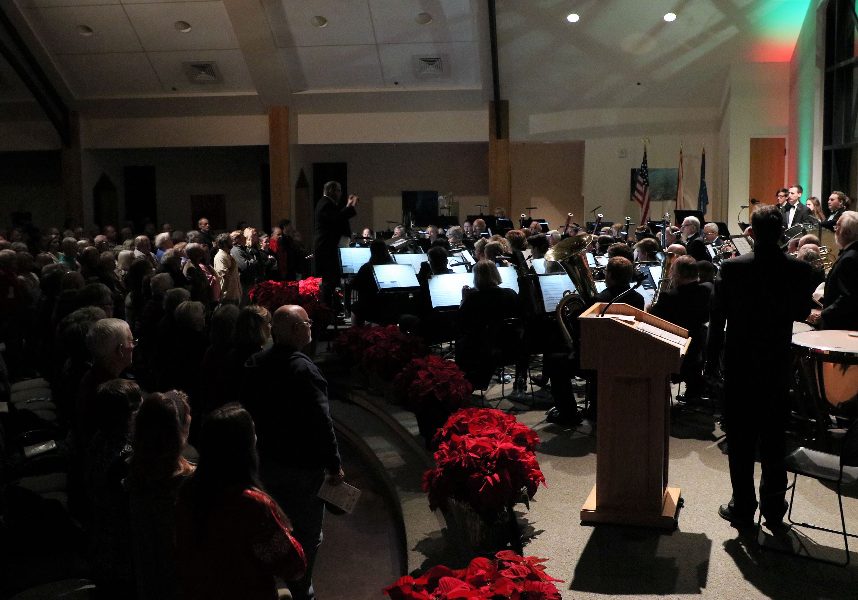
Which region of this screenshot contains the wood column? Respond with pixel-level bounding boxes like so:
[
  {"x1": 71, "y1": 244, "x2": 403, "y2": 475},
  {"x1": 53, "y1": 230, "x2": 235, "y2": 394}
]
[
  {"x1": 488, "y1": 100, "x2": 511, "y2": 217},
  {"x1": 61, "y1": 112, "x2": 83, "y2": 228},
  {"x1": 268, "y1": 106, "x2": 291, "y2": 226}
]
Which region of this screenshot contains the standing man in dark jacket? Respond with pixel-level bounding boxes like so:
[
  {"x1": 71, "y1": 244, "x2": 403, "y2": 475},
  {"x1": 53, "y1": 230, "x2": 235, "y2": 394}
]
[
  {"x1": 711, "y1": 205, "x2": 817, "y2": 530},
  {"x1": 314, "y1": 181, "x2": 358, "y2": 309},
  {"x1": 808, "y1": 210, "x2": 858, "y2": 330},
  {"x1": 244, "y1": 304, "x2": 343, "y2": 600}
]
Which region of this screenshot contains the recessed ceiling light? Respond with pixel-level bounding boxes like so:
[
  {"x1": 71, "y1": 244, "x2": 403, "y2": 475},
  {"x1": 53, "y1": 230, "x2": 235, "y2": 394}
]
[
  {"x1": 174, "y1": 20, "x2": 192, "y2": 33},
  {"x1": 415, "y1": 12, "x2": 433, "y2": 25},
  {"x1": 77, "y1": 25, "x2": 94, "y2": 37},
  {"x1": 311, "y1": 15, "x2": 328, "y2": 28},
  {"x1": 664, "y1": 12, "x2": 677, "y2": 22},
  {"x1": 566, "y1": 13, "x2": 580, "y2": 23}
]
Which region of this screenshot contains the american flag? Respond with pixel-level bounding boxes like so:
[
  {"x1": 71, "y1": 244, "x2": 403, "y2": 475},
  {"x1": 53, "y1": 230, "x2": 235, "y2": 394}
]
[
  {"x1": 676, "y1": 146, "x2": 684, "y2": 211},
  {"x1": 634, "y1": 148, "x2": 651, "y2": 223}
]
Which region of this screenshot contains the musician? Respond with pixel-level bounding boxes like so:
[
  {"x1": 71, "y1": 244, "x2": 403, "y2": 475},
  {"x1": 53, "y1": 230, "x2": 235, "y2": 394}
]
[
  {"x1": 462, "y1": 221, "x2": 473, "y2": 237},
  {"x1": 390, "y1": 225, "x2": 406, "y2": 241},
  {"x1": 350, "y1": 240, "x2": 394, "y2": 326},
  {"x1": 426, "y1": 225, "x2": 440, "y2": 245},
  {"x1": 446, "y1": 226, "x2": 465, "y2": 250},
  {"x1": 711, "y1": 204, "x2": 817, "y2": 530},
  {"x1": 594, "y1": 257, "x2": 645, "y2": 310},
  {"x1": 782, "y1": 185, "x2": 814, "y2": 228},
  {"x1": 775, "y1": 188, "x2": 788, "y2": 208},
  {"x1": 807, "y1": 210, "x2": 858, "y2": 330},
  {"x1": 806, "y1": 196, "x2": 826, "y2": 222},
  {"x1": 702, "y1": 223, "x2": 724, "y2": 247},
  {"x1": 528, "y1": 221, "x2": 543, "y2": 236},
  {"x1": 681, "y1": 217, "x2": 710, "y2": 262},
  {"x1": 455, "y1": 260, "x2": 523, "y2": 391},
  {"x1": 634, "y1": 238, "x2": 660, "y2": 263},
  {"x1": 349, "y1": 227, "x2": 374, "y2": 248},
  {"x1": 527, "y1": 234, "x2": 548, "y2": 260},
  {"x1": 649, "y1": 255, "x2": 712, "y2": 400},
  {"x1": 821, "y1": 191, "x2": 849, "y2": 231},
  {"x1": 484, "y1": 241, "x2": 510, "y2": 267},
  {"x1": 606, "y1": 242, "x2": 634, "y2": 263},
  {"x1": 472, "y1": 219, "x2": 488, "y2": 237}
]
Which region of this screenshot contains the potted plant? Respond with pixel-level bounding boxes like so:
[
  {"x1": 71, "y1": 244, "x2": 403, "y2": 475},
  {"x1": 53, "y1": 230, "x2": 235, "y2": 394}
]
[{"x1": 384, "y1": 550, "x2": 562, "y2": 599}]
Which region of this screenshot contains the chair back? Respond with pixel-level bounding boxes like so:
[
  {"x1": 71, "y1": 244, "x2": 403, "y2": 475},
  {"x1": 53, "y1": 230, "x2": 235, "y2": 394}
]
[{"x1": 841, "y1": 419, "x2": 858, "y2": 469}]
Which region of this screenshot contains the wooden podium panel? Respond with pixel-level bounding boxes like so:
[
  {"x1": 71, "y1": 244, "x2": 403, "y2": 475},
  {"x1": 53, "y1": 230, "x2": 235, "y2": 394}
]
[{"x1": 578, "y1": 303, "x2": 689, "y2": 529}]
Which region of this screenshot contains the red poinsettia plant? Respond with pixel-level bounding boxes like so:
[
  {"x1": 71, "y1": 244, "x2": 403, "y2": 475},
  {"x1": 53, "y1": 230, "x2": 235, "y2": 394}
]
[
  {"x1": 433, "y1": 408, "x2": 540, "y2": 452},
  {"x1": 423, "y1": 423, "x2": 546, "y2": 517},
  {"x1": 384, "y1": 550, "x2": 562, "y2": 600},
  {"x1": 332, "y1": 324, "x2": 373, "y2": 365},
  {"x1": 394, "y1": 355, "x2": 473, "y2": 413},
  {"x1": 360, "y1": 324, "x2": 428, "y2": 381},
  {"x1": 248, "y1": 277, "x2": 332, "y2": 325}
]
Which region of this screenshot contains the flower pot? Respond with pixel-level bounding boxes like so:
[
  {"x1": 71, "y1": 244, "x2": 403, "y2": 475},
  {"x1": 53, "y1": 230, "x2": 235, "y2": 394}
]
[{"x1": 443, "y1": 499, "x2": 515, "y2": 558}]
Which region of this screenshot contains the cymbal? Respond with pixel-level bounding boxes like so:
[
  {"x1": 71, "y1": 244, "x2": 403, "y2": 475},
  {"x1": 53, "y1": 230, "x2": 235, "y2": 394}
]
[{"x1": 545, "y1": 233, "x2": 593, "y2": 262}]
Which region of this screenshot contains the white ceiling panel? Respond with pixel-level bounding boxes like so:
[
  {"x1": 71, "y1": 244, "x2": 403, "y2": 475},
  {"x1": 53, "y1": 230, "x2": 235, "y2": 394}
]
[
  {"x1": 275, "y1": 0, "x2": 375, "y2": 47},
  {"x1": 56, "y1": 52, "x2": 161, "y2": 96},
  {"x1": 292, "y1": 45, "x2": 383, "y2": 90},
  {"x1": 147, "y1": 49, "x2": 255, "y2": 91},
  {"x1": 124, "y1": 2, "x2": 239, "y2": 51},
  {"x1": 368, "y1": 0, "x2": 478, "y2": 45},
  {"x1": 378, "y1": 42, "x2": 480, "y2": 89},
  {"x1": 19, "y1": 0, "x2": 118, "y2": 8},
  {"x1": 24, "y1": 5, "x2": 142, "y2": 54}
]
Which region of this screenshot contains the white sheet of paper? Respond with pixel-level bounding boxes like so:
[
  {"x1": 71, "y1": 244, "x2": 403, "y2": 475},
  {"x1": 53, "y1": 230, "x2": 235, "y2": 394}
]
[{"x1": 317, "y1": 480, "x2": 361, "y2": 514}]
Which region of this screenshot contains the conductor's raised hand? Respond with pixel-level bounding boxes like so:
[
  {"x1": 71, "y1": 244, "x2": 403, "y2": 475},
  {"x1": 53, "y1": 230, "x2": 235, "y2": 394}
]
[{"x1": 347, "y1": 194, "x2": 359, "y2": 208}]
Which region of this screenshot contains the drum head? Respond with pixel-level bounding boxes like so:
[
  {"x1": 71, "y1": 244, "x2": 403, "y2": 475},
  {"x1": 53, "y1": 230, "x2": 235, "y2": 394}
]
[
  {"x1": 792, "y1": 321, "x2": 814, "y2": 335},
  {"x1": 792, "y1": 330, "x2": 858, "y2": 364}
]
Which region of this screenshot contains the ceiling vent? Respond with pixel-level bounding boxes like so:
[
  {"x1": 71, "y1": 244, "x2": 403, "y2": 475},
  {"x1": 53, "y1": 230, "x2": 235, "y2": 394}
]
[
  {"x1": 182, "y1": 61, "x2": 222, "y2": 84},
  {"x1": 413, "y1": 54, "x2": 449, "y2": 78}
]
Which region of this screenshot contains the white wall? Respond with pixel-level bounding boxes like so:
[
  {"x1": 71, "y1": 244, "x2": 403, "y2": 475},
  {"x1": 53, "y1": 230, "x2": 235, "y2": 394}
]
[{"x1": 720, "y1": 62, "x2": 790, "y2": 230}]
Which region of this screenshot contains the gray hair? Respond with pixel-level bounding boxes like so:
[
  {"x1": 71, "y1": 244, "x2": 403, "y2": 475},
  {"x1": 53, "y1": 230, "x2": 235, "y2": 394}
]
[
  {"x1": 154, "y1": 232, "x2": 172, "y2": 249},
  {"x1": 837, "y1": 211, "x2": 858, "y2": 246},
  {"x1": 86, "y1": 318, "x2": 130, "y2": 362},
  {"x1": 683, "y1": 216, "x2": 701, "y2": 233},
  {"x1": 446, "y1": 226, "x2": 463, "y2": 243},
  {"x1": 473, "y1": 259, "x2": 502, "y2": 289},
  {"x1": 117, "y1": 250, "x2": 135, "y2": 270},
  {"x1": 703, "y1": 222, "x2": 719, "y2": 235},
  {"x1": 150, "y1": 272, "x2": 174, "y2": 296}
]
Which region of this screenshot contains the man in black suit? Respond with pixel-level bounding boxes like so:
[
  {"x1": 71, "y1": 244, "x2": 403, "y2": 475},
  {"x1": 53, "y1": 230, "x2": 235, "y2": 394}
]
[
  {"x1": 313, "y1": 181, "x2": 358, "y2": 308},
  {"x1": 711, "y1": 204, "x2": 817, "y2": 530},
  {"x1": 594, "y1": 256, "x2": 645, "y2": 310},
  {"x1": 649, "y1": 255, "x2": 712, "y2": 400},
  {"x1": 782, "y1": 184, "x2": 814, "y2": 228},
  {"x1": 681, "y1": 216, "x2": 711, "y2": 262},
  {"x1": 808, "y1": 210, "x2": 858, "y2": 330},
  {"x1": 702, "y1": 222, "x2": 724, "y2": 247},
  {"x1": 820, "y1": 191, "x2": 850, "y2": 232}
]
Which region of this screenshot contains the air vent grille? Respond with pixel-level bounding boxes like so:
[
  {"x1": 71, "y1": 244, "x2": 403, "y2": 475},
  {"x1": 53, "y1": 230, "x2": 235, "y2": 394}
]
[
  {"x1": 413, "y1": 54, "x2": 449, "y2": 77},
  {"x1": 182, "y1": 61, "x2": 222, "y2": 84}
]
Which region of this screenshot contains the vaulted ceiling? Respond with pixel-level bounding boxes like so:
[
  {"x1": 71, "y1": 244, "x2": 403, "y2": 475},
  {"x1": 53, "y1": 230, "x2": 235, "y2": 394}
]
[{"x1": 0, "y1": 0, "x2": 811, "y2": 122}]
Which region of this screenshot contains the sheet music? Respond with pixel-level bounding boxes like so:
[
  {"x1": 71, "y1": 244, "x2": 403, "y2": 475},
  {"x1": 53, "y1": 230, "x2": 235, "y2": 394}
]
[
  {"x1": 595, "y1": 281, "x2": 607, "y2": 293},
  {"x1": 731, "y1": 236, "x2": 753, "y2": 255},
  {"x1": 531, "y1": 258, "x2": 547, "y2": 274},
  {"x1": 594, "y1": 255, "x2": 609, "y2": 268},
  {"x1": 538, "y1": 274, "x2": 576, "y2": 312},
  {"x1": 635, "y1": 321, "x2": 687, "y2": 348},
  {"x1": 447, "y1": 256, "x2": 469, "y2": 273},
  {"x1": 497, "y1": 266, "x2": 519, "y2": 294},
  {"x1": 586, "y1": 252, "x2": 597, "y2": 268},
  {"x1": 451, "y1": 250, "x2": 476, "y2": 265},
  {"x1": 648, "y1": 266, "x2": 663, "y2": 286},
  {"x1": 317, "y1": 480, "x2": 361, "y2": 514},
  {"x1": 338, "y1": 248, "x2": 371, "y2": 274},
  {"x1": 372, "y1": 264, "x2": 420, "y2": 290},
  {"x1": 393, "y1": 253, "x2": 427, "y2": 273},
  {"x1": 429, "y1": 273, "x2": 473, "y2": 307}
]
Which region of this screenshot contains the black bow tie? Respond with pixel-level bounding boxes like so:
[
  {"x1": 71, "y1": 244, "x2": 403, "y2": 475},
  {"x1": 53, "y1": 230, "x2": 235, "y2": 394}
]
[{"x1": 785, "y1": 204, "x2": 794, "y2": 211}]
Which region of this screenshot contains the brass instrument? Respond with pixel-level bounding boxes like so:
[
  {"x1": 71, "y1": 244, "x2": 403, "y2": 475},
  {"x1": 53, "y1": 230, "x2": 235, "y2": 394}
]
[
  {"x1": 545, "y1": 233, "x2": 597, "y2": 305},
  {"x1": 650, "y1": 251, "x2": 676, "y2": 307},
  {"x1": 556, "y1": 289, "x2": 587, "y2": 352}
]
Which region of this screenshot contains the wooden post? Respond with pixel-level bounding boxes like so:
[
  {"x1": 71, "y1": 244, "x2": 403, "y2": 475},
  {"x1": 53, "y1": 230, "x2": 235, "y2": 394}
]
[
  {"x1": 488, "y1": 100, "x2": 511, "y2": 218},
  {"x1": 61, "y1": 112, "x2": 83, "y2": 228},
  {"x1": 269, "y1": 106, "x2": 291, "y2": 226}
]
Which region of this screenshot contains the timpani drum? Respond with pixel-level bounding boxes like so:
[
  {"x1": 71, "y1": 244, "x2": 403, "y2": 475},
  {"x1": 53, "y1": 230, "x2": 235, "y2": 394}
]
[{"x1": 792, "y1": 330, "x2": 858, "y2": 407}]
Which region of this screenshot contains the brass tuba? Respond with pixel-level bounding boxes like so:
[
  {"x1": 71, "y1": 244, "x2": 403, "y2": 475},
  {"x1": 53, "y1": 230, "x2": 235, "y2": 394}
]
[{"x1": 545, "y1": 233, "x2": 597, "y2": 305}]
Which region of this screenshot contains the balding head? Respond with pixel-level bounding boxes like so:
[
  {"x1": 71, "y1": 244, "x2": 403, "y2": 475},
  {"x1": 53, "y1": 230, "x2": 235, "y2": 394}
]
[{"x1": 271, "y1": 305, "x2": 312, "y2": 349}]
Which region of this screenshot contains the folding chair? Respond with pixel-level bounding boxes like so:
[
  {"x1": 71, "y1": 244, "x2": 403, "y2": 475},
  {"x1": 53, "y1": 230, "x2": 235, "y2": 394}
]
[{"x1": 766, "y1": 419, "x2": 858, "y2": 566}]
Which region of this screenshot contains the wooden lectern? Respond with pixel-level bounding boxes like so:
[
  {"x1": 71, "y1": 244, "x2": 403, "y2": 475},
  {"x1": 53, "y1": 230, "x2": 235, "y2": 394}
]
[{"x1": 578, "y1": 302, "x2": 691, "y2": 529}]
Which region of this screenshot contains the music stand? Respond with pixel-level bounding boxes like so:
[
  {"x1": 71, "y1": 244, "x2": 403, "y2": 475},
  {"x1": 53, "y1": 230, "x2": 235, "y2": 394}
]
[
  {"x1": 428, "y1": 273, "x2": 473, "y2": 308},
  {"x1": 338, "y1": 247, "x2": 371, "y2": 276},
  {"x1": 372, "y1": 264, "x2": 420, "y2": 292},
  {"x1": 536, "y1": 273, "x2": 576, "y2": 313}
]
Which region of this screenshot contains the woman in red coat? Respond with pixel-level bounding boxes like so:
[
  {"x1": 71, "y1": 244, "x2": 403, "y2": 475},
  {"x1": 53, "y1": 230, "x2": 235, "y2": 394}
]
[{"x1": 176, "y1": 403, "x2": 306, "y2": 600}]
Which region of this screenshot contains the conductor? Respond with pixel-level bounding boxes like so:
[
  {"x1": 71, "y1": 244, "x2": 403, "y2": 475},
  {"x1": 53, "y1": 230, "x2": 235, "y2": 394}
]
[
  {"x1": 711, "y1": 204, "x2": 817, "y2": 530},
  {"x1": 313, "y1": 181, "x2": 358, "y2": 309}
]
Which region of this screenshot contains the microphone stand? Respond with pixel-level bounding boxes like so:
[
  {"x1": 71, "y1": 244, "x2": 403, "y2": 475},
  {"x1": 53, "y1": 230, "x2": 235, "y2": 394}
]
[{"x1": 599, "y1": 280, "x2": 644, "y2": 317}]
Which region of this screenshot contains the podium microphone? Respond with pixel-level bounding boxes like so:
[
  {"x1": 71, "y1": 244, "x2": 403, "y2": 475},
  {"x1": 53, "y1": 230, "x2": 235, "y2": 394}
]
[{"x1": 599, "y1": 278, "x2": 645, "y2": 317}]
